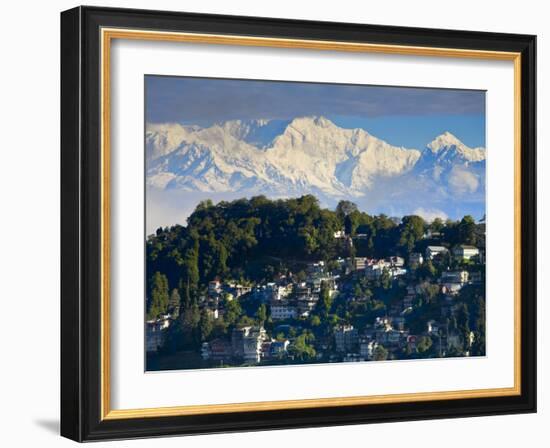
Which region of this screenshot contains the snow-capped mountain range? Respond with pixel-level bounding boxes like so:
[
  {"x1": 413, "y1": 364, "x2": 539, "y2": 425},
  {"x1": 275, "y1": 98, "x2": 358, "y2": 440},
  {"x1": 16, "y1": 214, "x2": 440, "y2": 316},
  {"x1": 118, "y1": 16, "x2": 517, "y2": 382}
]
[{"x1": 146, "y1": 116, "x2": 486, "y2": 221}]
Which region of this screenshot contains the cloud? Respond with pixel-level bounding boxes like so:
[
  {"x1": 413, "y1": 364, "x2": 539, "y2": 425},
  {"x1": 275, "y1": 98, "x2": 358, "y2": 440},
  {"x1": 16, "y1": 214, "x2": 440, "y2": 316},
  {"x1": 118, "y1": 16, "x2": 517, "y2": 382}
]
[
  {"x1": 412, "y1": 208, "x2": 449, "y2": 223},
  {"x1": 145, "y1": 76, "x2": 485, "y2": 124},
  {"x1": 448, "y1": 166, "x2": 479, "y2": 194}
]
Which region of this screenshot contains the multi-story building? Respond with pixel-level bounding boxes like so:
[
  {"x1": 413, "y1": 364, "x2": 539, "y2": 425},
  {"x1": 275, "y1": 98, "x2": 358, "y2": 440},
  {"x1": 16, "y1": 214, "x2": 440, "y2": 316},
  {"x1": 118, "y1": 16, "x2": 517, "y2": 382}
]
[
  {"x1": 334, "y1": 325, "x2": 359, "y2": 352},
  {"x1": 452, "y1": 245, "x2": 480, "y2": 261},
  {"x1": 270, "y1": 301, "x2": 297, "y2": 320},
  {"x1": 145, "y1": 315, "x2": 171, "y2": 352},
  {"x1": 231, "y1": 326, "x2": 267, "y2": 363}
]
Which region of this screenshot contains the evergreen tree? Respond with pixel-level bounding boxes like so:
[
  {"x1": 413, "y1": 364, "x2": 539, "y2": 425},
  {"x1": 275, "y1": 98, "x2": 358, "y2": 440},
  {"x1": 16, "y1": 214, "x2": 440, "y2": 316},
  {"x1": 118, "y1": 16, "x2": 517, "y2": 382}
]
[
  {"x1": 198, "y1": 308, "x2": 213, "y2": 342},
  {"x1": 168, "y1": 288, "x2": 181, "y2": 317},
  {"x1": 147, "y1": 271, "x2": 169, "y2": 319},
  {"x1": 256, "y1": 304, "x2": 267, "y2": 326}
]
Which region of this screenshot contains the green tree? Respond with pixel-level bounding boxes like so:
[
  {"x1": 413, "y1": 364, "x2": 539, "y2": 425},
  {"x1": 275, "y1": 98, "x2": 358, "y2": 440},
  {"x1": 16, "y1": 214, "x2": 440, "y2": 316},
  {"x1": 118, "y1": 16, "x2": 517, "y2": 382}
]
[
  {"x1": 198, "y1": 308, "x2": 213, "y2": 342},
  {"x1": 380, "y1": 268, "x2": 392, "y2": 289},
  {"x1": 168, "y1": 288, "x2": 181, "y2": 317},
  {"x1": 373, "y1": 345, "x2": 388, "y2": 361},
  {"x1": 430, "y1": 217, "x2": 444, "y2": 233},
  {"x1": 456, "y1": 303, "x2": 471, "y2": 352},
  {"x1": 458, "y1": 215, "x2": 477, "y2": 245},
  {"x1": 315, "y1": 281, "x2": 333, "y2": 318},
  {"x1": 336, "y1": 200, "x2": 358, "y2": 220},
  {"x1": 398, "y1": 215, "x2": 425, "y2": 253},
  {"x1": 148, "y1": 271, "x2": 169, "y2": 319},
  {"x1": 417, "y1": 336, "x2": 433, "y2": 353},
  {"x1": 290, "y1": 332, "x2": 316, "y2": 361},
  {"x1": 180, "y1": 302, "x2": 201, "y2": 348},
  {"x1": 224, "y1": 298, "x2": 242, "y2": 327},
  {"x1": 256, "y1": 303, "x2": 267, "y2": 326}
]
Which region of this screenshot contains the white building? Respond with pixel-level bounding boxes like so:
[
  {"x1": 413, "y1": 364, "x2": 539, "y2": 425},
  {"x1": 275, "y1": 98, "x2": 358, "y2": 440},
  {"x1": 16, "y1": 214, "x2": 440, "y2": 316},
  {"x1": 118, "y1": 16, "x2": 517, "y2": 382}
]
[
  {"x1": 389, "y1": 267, "x2": 407, "y2": 278},
  {"x1": 453, "y1": 245, "x2": 480, "y2": 261},
  {"x1": 334, "y1": 230, "x2": 346, "y2": 239},
  {"x1": 426, "y1": 245, "x2": 449, "y2": 260},
  {"x1": 441, "y1": 270, "x2": 469, "y2": 284},
  {"x1": 145, "y1": 315, "x2": 171, "y2": 352},
  {"x1": 386, "y1": 256, "x2": 405, "y2": 267},
  {"x1": 364, "y1": 260, "x2": 389, "y2": 280},
  {"x1": 243, "y1": 327, "x2": 268, "y2": 363},
  {"x1": 270, "y1": 301, "x2": 297, "y2": 320},
  {"x1": 231, "y1": 326, "x2": 267, "y2": 363}
]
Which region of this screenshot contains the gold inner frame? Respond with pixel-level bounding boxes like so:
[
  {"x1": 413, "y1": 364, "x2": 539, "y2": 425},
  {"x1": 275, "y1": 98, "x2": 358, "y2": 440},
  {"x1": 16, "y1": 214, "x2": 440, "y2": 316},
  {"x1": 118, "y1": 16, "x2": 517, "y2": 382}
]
[{"x1": 100, "y1": 27, "x2": 522, "y2": 420}]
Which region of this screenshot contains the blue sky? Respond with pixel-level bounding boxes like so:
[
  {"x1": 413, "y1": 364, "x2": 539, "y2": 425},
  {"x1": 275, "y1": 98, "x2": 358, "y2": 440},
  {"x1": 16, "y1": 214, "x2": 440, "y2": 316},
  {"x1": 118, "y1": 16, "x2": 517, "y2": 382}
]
[{"x1": 145, "y1": 75, "x2": 486, "y2": 149}]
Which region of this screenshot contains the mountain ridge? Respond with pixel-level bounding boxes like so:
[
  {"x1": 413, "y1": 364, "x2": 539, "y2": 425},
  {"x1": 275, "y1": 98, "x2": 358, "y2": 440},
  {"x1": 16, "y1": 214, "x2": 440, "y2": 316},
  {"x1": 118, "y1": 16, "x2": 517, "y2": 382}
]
[{"x1": 146, "y1": 116, "x2": 486, "y2": 219}]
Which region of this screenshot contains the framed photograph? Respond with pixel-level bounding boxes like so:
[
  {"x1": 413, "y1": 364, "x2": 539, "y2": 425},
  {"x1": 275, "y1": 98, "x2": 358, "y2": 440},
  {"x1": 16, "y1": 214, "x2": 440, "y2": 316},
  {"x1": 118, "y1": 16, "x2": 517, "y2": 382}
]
[{"x1": 60, "y1": 6, "x2": 536, "y2": 441}]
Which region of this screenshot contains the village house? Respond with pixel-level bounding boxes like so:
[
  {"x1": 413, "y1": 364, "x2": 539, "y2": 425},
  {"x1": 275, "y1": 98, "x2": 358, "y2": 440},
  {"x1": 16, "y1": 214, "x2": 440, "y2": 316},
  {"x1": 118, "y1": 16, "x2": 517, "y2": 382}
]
[
  {"x1": 297, "y1": 297, "x2": 318, "y2": 317},
  {"x1": 294, "y1": 282, "x2": 311, "y2": 300},
  {"x1": 441, "y1": 283, "x2": 462, "y2": 295},
  {"x1": 145, "y1": 315, "x2": 171, "y2": 353},
  {"x1": 359, "y1": 338, "x2": 377, "y2": 360},
  {"x1": 452, "y1": 245, "x2": 480, "y2": 261},
  {"x1": 441, "y1": 270, "x2": 469, "y2": 294},
  {"x1": 348, "y1": 257, "x2": 368, "y2": 272},
  {"x1": 334, "y1": 325, "x2": 359, "y2": 352},
  {"x1": 374, "y1": 316, "x2": 393, "y2": 331},
  {"x1": 469, "y1": 271, "x2": 483, "y2": 284},
  {"x1": 202, "y1": 338, "x2": 233, "y2": 361},
  {"x1": 441, "y1": 270, "x2": 469, "y2": 284},
  {"x1": 386, "y1": 256, "x2": 405, "y2": 267},
  {"x1": 231, "y1": 326, "x2": 267, "y2": 363},
  {"x1": 376, "y1": 329, "x2": 402, "y2": 346},
  {"x1": 270, "y1": 300, "x2": 298, "y2": 320},
  {"x1": 243, "y1": 327, "x2": 268, "y2": 363},
  {"x1": 226, "y1": 282, "x2": 252, "y2": 298},
  {"x1": 208, "y1": 279, "x2": 222, "y2": 298},
  {"x1": 426, "y1": 245, "x2": 449, "y2": 260},
  {"x1": 333, "y1": 230, "x2": 346, "y2": 239},
  {"x1": 389, "y1": 266, "x2": 407, "y2": 278},
  {"x1": 364, "y1": 259, "x2": 388, "y2": 280},
  {"x1": 270, "y1": 339, "x2": 290, "y2": 357}
]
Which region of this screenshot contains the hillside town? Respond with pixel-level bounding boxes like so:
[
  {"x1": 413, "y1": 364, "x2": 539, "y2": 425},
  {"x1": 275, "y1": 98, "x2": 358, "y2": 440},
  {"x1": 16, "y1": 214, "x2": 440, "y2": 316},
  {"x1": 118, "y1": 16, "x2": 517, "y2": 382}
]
[{"x1": 146, "y1": 208, "x2": 485, "y2": 370}]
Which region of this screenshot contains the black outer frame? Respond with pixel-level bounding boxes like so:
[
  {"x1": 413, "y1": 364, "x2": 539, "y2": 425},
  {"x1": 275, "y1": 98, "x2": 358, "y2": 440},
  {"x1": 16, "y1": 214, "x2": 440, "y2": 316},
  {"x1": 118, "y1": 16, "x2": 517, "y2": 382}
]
[{"x1": 60, "y1": 5, "x2": 537, "y2": 442}]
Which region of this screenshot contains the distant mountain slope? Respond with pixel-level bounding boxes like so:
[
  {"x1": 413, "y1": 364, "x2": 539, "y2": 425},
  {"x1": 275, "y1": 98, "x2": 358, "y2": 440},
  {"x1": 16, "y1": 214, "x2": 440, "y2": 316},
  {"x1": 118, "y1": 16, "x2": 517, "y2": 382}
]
[{"x1": 145, "y1": 116, "x2": 486, "y2": 220}]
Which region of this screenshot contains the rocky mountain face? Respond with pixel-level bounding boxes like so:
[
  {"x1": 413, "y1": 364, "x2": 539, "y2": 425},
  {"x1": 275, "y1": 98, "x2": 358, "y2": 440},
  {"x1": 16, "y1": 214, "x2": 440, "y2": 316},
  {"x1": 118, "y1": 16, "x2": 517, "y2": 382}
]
[{"x1": 146, "y1": 116, "x2": 486, "y2": 220}]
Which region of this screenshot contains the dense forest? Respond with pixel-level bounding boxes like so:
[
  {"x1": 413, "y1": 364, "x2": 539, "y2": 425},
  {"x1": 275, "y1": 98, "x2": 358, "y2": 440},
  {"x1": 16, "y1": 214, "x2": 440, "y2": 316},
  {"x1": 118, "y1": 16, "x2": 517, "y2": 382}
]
[{"x1": 146, "y1": 195, "x2": 484, "y2": 317}]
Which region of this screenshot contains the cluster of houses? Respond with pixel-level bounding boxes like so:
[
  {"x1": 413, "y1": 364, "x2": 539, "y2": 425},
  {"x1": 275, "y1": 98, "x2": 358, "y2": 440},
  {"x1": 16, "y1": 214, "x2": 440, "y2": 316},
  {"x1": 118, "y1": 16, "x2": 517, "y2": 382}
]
[
  {"x1": 147, "y1": 241, "x2": 484, "y2": 363},
  {"x1": 200, "y1": 325, "x2": 291, "y2": 364}
]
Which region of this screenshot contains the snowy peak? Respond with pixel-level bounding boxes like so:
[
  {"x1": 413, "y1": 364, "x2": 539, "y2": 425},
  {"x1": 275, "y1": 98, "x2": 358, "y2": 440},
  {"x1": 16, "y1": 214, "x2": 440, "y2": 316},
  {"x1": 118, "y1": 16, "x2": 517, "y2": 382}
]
[
  {"x1": 217, "y1": 118, "x2": 291, "y2": 149},
  {"x1": 427, "y1": 131, "x2": 463, "y2": 153},
  {"x1": 425, "y1": 131, "x2": 485, "y2": 163},
  {"x1": 145, "y1": 118, "x2": 485, "y2": 207}
]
